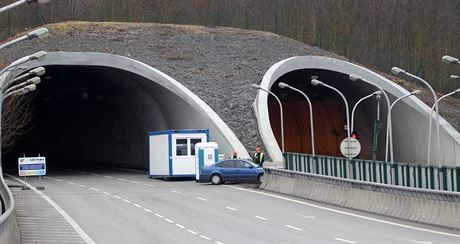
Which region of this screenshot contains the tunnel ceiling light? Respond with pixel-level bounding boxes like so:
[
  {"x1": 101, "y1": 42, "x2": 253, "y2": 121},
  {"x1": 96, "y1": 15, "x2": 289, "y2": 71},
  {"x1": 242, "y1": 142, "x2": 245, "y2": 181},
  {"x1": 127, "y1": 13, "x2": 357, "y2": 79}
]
[
  {"x1": 391, "y1": 67, "x2": 406, "y2": 75},
  {"x1": 442, "y1": 55, "x2": 460, "y2": 64}
]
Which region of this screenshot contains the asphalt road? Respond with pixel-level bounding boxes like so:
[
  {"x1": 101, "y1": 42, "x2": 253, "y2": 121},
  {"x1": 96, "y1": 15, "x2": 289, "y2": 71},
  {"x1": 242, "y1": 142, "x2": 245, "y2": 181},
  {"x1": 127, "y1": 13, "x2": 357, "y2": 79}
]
[{"x1": 10, "y1": 166, "x2": 460, "y2": 244}]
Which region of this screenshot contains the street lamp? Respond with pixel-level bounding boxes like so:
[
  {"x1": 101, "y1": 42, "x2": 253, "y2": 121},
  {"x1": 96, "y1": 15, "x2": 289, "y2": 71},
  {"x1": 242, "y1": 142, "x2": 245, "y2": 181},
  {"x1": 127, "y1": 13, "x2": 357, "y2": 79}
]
[
  {"x1": 351, "y1": 91, "x2": 382, "y2": 132},
  {"x1": 2, "y1": 67, "x2": 45, "y2": 91},
  {"x1": 0, "y1": 0, "x2": 50, "y2": 14},
  {"x1": 311, "y1": 79, "x2": 352, "y2": 159},
  {"x1": 450, "y1": 75, "x2": 460, "y2": 79},
  {"x1": 349, "y1": 74, "x2": 393, "y2": 162},
  {"x1": 3, "y1": 77, "x2": 40, "y2": 95},
  {"x1": 426, "y1": 87, "x2": 460, "y2": 165},
  {"x1": 3, "y1": 84, "x2": 37, "y2": 100},
  {"x1": 391, "y1": 67, "x2": 441, "y2": 166},
  {"x1": 252, "y1": 84, "x2": 285, "y2": 153},
  {"x1": 278, "y1": 82, "x2": 315, "y2": 156},
  {"x1": 388, "y1": 90, "x2": 421, "y2": 162},
  {"x1": 442, "y1": 55, "x2": 460, "y2": 64},
  {"x1": 0, "y1": 51, "x2": 47, "y2": 86},
  {"x1": 0, "y1": 27, "x2": 49, "y2": 51}
]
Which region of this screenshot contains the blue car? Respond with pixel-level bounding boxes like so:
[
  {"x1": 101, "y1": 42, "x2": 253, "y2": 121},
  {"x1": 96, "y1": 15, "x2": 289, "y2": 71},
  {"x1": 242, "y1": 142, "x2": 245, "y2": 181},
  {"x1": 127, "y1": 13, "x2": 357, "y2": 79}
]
[{"x1": 199, "y1": 159, "x2": 264, "y2": 185}]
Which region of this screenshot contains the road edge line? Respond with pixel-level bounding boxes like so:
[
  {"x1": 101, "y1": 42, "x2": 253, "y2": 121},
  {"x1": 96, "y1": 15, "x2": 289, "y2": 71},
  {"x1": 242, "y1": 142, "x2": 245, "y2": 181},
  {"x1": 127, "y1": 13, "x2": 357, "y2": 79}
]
[{"x1": 6, "y1": 174, "x2": 96, "y2": 244}]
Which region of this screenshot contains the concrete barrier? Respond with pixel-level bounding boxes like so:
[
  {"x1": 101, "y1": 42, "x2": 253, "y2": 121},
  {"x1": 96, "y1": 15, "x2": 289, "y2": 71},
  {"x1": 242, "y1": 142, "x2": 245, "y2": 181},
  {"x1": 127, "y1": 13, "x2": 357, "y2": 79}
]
[
  {"x1": 0, "y1": 167, "x2": 20, "y2": 244},
  {"x1": 260, "y1": 167, "x2": 460, "y2": 230}
]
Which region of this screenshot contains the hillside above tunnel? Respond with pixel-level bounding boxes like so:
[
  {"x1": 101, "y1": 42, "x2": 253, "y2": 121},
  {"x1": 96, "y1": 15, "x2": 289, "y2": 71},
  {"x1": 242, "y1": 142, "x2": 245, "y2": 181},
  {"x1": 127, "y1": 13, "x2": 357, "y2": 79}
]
[{"x1": 1, "y1": 21, "x2": 460, "y2": 153}]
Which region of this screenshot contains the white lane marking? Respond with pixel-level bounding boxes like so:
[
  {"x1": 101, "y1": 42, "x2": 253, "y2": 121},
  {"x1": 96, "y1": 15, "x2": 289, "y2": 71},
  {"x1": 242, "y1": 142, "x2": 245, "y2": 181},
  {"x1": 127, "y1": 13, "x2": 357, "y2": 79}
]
[
  {"x1": 302, "y1": 215, "x2": 316, "y2": 219},
  {"x1": 225, "y1": 207, "x2": 237, "y2": 211},
  {"x1": 79, "y1": 184, "x2": 87, "y2": 188},
  {"x1": 7, "y1": 174, "x2": 96, "y2": 244},
  {"x1": 44, "y1": 176, "x2": 52, "y2": 179},
  {"x1": 103, "y1": 175, "x2": 113, "y2": 179},
  {"x1": 90, "y1": 188, "x2": 99, "y2": 192},
  {"x1": 176, "y1": 224, "x2": 185, "y2": 229},
  {"x1": 171, "y1": 190, "x2": 182, "y2": 194},
  {"x1": 224, "y1": 185, "x2": 460, "y2": 238},
  {"x1": 165, "y1": 219, "x2": 174, "y2": 224},
  {"x1": 155, "y1": 214, "x2": 163, "y2": 218},
  {"x1": 188, "y1": 230, "x2": 198, "y2": 235},
  {"x1": 334, "y1": 238, "x2": 356, "y2": 243},
  {"x1": 118, "y1": 178, "x2": 128, "y2": 181},
  {"x1": 215, "y1": 242, "x2": 225, "y2": 244},
  {"x1": 255, "y1": 216, "x2": 267, "y2": 220},
  {"x1": 285, "y1": 225, "x2": 302, "y2": 231},
  {"x1": 102, "y1": 192, "x2": 110, "y2": 195},
  {"x1": 66, "y1": 182, "x2": 75, "y2": 185},
  {"x1": 90, "y1": 173, "x2": 101, "y2": 176},
  {"x1": 200, "y1": 235, "x2": 211, "y2": 240},
  {"x1": 113, "y1": 195, "x2": 121, "y2": 199},
  {"x1": 123, "y1": 199, "x2": 131, "y2": 203},
  {"x1": 144, "y1": 184, "x2": 155, "y2": 187},
  {"x1": 133, "y1": 203, "x2": 142, "y2": 208},
  {"x1": 197, "y1": 197, "x2": 208, "y2": 201},
  {"x1": 412, "y1": 242, "x2": 432, "y2": 244},
  {"x1": 55, "y1": 179, "x2": 63, "y2": 182},
  {"x1": 144, "y1": 208, "x2": 152, "y2": 213},
  {"x1": 130, "y1": 181, "x2": 140, "y2": 184}
]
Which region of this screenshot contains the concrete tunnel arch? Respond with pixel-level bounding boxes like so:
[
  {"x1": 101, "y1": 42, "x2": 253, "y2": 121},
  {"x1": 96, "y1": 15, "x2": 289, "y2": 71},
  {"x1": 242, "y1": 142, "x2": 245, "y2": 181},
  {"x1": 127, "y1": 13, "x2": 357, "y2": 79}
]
[
  {"x1": 254, "y1": 56, "x2": 460, "y2": 167},
  {"x1": 3, "y1": 51, "x2": 249, "y2": 168}
]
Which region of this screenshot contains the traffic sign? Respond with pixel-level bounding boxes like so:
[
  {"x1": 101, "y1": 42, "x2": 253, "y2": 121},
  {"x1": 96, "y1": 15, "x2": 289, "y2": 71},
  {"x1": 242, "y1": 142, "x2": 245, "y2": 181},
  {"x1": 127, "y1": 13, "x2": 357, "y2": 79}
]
[
  {"x1": 340, "y1": 138, "x2": 361, "y2": 158},
  {"x1": 18, "y1": 157, "x2": 46, "y2": 176}
]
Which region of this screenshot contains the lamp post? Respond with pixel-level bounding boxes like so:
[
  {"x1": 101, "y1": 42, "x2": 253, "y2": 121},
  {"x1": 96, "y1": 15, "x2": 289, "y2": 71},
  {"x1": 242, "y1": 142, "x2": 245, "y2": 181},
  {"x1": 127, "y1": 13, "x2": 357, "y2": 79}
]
[
  {"x1": 2, "y1": 67, "x2": 44, "y2": 92},
  {"x1": 0, "y1": 28, "x2": 48, "y2": 52},
  {"x1": 3, "y1": 84, "x2": 36, "y2": 100},
  {"x1": 311, "y1": 79, "x2": 351, "y2": 159},
  {"x1": 351, "y1": 91, "x2": 382, "y2": 132},
  {"x1": 0, "y1": 0, "x2": 50, "y2": 14},
  {"x1": 388, "y1": 90, "x2": 421, "y2": 163},
  {"x1": 391, "y1": 67, "x2": 441, "y2": 166},
  {"x1": 278, "y1": 82, "x2": 315, "y2": 156},
  {"x1": 349, "y1": 74, "x2": 393, "y2": 162},
  {"x1": 442, "y1": 55, "x2": 460, "y2": 64},
  {"x1": 3, "y1": 77, "x2": 40, "y2": 95},
  {"x1": 252, "y1": 84, "x2": 285, "y2": 153}
]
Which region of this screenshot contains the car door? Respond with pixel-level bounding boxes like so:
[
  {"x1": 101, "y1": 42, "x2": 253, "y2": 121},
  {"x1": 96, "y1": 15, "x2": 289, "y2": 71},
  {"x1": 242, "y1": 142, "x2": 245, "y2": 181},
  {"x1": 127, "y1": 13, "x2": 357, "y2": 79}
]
[
  {"x1": 217, "y1": 160, "x2": 237, "y2": 181},
  {"x1": 234, "y1": 160, "x2": 254, "y2": 181}
]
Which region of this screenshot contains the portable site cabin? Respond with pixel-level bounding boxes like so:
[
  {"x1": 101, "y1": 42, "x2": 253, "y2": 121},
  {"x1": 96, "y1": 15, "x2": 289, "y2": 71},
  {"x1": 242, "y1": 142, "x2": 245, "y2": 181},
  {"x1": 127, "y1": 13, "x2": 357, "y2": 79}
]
[{"x1": 149, "y1": 129, "x2": 209, "y2": 178}]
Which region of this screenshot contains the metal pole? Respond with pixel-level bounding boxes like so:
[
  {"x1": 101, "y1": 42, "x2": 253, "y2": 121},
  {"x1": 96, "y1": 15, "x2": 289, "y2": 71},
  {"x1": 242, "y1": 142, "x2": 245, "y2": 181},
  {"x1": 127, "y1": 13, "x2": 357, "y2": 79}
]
[
  {"x1": 281, "y1": 85, "x2": 315, "y2": 155},
  {"x1": 372, "y1": 95, "x2": 381, "y2": 160},
  {"x1": 0, "y1": 0, "x2": 27, "y2": 14},
  {"x1": 351, "y1": 92, "x2": 379, "y2": 132},
  {"x1": 256, "y1": 86, "x2": 285, "y2": 153}
]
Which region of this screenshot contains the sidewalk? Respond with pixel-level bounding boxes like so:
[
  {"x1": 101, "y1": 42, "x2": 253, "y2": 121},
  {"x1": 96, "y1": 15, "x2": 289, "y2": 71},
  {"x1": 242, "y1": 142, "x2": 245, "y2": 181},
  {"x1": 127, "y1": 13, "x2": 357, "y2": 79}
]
[{"x1": 5, "y1": 175, "x2": 87, "y2": 244}]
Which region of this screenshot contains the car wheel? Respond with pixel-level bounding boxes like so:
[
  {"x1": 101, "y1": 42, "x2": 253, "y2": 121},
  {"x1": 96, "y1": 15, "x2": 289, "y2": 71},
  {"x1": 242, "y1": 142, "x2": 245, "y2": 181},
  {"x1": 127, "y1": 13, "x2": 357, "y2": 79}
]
[
  {"x1": 257, "y1": 173, "x2": 264, "y2": 182},
  {"x1": 210, "y1": 174, "x2": 222, "y2": 185}
]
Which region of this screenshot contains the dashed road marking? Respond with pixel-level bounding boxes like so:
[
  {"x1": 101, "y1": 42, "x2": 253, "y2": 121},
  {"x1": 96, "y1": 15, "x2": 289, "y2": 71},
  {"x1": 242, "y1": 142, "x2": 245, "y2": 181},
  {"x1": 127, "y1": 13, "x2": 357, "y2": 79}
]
[
  {"x1": 334, "y1": 238, "x2": 356, "y2": 243},
  {"x1": 79, "y1": 185, "x2": 87, "y2": 188},
  {"x1": 155, "y1": 214, "x2": 163, "y2": 218},
  {"x1": 225, "y1": 207, "x2": 237, "y2": 211},
  {"x1": 176, "y1": 224, "x2": 185, "y2": 229},
  {"x1": 44, "y1": 176, "x2": 52, "y2": 179},
  {"x1": 103, "y1": 175, "x2": 113, "y2": 179},
  {"x1": 200, "y1": 235, "x2": 211, "y2": 240},
  {"x1": 117, "y1": 178, "x2": 128, "y2": 182},
  {"x1": 66, "y1": 182, "x2": 75, "y2": 185},
  {"x1": 123, "y1": 199, "x2": 131, "y2": 203},
  {"x1": 215, "y1": 242, "x2": 225, "y2": 244},
  {"x1": 133, "y1": 203, "x2": 142, "y2": 208},
  {"x1": 255, "y1": 216, "x2": 267, "y2": 220},
  {"x1": 171, "y1": 190, "x2": 182, "y2": 194},
  {"x1": 165, "y1": 219, "x2": 174, "y2": 224},
  {"x1": 90, "y1": 188, "x2": 99, "y2": 192},
  {"x1": 197, "y1": 197, "x2": 208, "y2": 201},
  {"x1": 113, "y1": 195, "x2": 121, "y2": 199},
  {"x1": 285, "y1": 225, "x2": 302, "y2": 231},
  {"x1": 102, "y1": 192, "x2": 110, "y2": 195},
  {"x1": 144, "y1": 209, "x2": 152, "y2": 213},
  {"x1": 188, "y1": 230, "x2": 198, "y2": 235},
  {"x1": 130, "y1": 181, "x2": 140, "y2": 184},
  {"x1": 144, "y1": 184, "x2": 155, "y2": 187},
  {"x1": 55, "y1": 179, "x2": 63, "y2": 182}
]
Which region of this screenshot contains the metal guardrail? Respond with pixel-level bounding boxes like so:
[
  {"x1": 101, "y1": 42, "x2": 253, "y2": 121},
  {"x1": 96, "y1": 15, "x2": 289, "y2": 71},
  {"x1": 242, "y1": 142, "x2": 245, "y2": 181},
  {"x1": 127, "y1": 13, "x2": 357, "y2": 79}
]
[
  {"x1": 284, "y1": 152, "x2": 460, "y2": 192},
  {"x1": 0, "y1": 167, "x2": 20, "y2": 244}
]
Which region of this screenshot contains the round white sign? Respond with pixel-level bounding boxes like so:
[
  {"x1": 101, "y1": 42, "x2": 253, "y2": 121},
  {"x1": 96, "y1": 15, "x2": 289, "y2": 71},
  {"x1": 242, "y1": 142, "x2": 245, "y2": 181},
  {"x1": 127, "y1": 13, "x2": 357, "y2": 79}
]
[{"x1": 340, "y1": 138, "x2": 361, "y2": 158}]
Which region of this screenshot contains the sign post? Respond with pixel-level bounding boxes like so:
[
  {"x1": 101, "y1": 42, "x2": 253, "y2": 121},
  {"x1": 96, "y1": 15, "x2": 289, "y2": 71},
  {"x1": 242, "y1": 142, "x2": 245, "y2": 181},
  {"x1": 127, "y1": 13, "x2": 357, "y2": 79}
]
[
  {"x1": 340, "y1": 138, "x2": 361, "y2": 158},
  {"x1": 18, "y1": 156, "x2": 46, "y2": 190}
]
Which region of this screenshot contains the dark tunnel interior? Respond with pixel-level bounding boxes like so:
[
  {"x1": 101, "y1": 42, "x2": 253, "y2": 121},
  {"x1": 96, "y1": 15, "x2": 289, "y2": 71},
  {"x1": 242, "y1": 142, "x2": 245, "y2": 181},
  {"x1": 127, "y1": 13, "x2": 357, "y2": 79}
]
[
  {"x1": 2, "y1": 65, "x2": 179, "y2": 170},
  {"x1": 268, "y1": 69, "x2": 388, "y2": 160}
]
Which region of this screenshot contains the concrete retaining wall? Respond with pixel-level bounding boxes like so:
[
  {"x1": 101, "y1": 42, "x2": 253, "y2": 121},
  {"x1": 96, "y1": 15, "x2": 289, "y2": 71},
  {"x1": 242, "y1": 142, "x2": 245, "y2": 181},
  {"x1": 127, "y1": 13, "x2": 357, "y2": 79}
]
[
  {"x1": 260, "y1": 167, "x2": 460, "y2": 230},
  {"x1": 0, "y1": 167, "x2": 20, "y2": 244}
]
